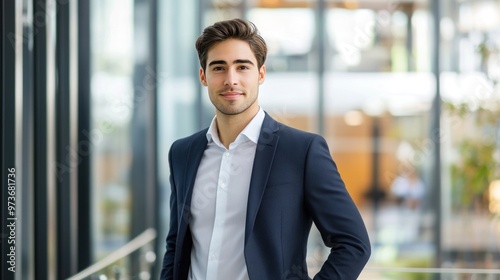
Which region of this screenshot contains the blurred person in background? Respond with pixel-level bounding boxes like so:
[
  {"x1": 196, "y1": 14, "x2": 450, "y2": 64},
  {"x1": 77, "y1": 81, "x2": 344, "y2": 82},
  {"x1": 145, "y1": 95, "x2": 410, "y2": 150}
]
[
  {"x1": 391, "y1": 163, "x2": 426, "y2": 210},
  {"x1": 161, "y1": 18, "x2": 370, "y2": 280}
]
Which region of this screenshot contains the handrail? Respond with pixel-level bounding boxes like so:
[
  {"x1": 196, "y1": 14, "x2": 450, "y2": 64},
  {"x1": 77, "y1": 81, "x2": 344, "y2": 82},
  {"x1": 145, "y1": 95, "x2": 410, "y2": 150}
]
[
  {"x1": 365, "y1": 266, "x2": 500, "y2": 274},
  {"x1": 67, "y1": 228, "x2": 157, "y2": 280}
]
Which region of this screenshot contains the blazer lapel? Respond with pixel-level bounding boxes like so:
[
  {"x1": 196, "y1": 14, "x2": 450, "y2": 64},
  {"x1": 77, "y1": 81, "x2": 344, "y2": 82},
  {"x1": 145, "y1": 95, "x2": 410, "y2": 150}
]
[
  {"x1": 180, "y1": 129, "x2": 208, "y2": 228},
  {"x1": 245, "y1": 114, "x2": 280, "y2": 243}
]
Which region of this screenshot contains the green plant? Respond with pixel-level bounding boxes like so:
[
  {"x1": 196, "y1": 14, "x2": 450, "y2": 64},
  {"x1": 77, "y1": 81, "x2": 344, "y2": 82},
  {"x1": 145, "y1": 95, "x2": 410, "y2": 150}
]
[
  {"x1": 445, "y1": 101, "x2": 500, "y2": 212},
  {"x1": 450, "y1": 139, "x2": 496, "y2": 209}
]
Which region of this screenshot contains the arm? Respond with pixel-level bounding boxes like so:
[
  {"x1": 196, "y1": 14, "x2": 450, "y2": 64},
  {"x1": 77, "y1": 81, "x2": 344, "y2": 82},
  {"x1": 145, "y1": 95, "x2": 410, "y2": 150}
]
[
  {"x1": 304, "y1": 135, "x2": 371, "y2": 280},
  {"x1": 160, "y1": 148, "x2": 178, "y2": 280}
]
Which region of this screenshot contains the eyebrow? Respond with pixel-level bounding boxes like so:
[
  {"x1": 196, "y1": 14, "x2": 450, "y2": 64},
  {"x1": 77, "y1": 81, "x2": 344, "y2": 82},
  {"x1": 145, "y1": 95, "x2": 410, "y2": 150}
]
[{"x1": 208, "y1": 59, "x2": 255, "y2": 67}]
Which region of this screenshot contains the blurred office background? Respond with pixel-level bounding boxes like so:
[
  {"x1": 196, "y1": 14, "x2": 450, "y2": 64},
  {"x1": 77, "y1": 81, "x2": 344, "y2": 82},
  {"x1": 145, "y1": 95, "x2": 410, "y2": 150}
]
[{"x1": 2, "y1": 0, "x2": 500, "y2": 279}]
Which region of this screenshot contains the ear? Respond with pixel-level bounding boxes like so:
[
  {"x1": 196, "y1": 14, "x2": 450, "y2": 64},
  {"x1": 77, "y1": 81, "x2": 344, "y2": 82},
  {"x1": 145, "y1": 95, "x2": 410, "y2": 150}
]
[
  {"x1": 199, "y1": 68, "x2": 207, "y2": 86},
  {"x1": 258, "y1": 65, "x2": 266, "y2": 85}
]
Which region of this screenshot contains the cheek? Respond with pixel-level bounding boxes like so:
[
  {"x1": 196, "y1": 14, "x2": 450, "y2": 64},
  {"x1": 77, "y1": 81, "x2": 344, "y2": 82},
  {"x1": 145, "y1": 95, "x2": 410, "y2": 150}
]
[{"x1": 207, "y1": 75, "x2": 224, "y2": 85}]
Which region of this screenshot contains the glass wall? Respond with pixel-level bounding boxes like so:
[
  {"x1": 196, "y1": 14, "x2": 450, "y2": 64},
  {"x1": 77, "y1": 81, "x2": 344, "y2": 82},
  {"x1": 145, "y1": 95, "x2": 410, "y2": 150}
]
[
  {"x1": 156, "y1": 0, "x2": 500, "y2": 277},
  {"x1": 440, "y1": 0, "x2": 500, "y2": 271},
  {"x1": 249, "y1": 7, "x2": 320, "y2": 133},
  {"x1": 156, "y1": 0, "x2": 201, "y2": 276},
  {"x1": 90, "y1": 0, "x2": 134, "y2": 263},
  {"x1": 319, "y1": 1, "x2": 437, "y2": 272},
  {"x1": 89, "y1": 0, "x2": 159, "y2": 278},
  {"x1": 5, "y1": 0, "x2": 499, "y2": 279}
]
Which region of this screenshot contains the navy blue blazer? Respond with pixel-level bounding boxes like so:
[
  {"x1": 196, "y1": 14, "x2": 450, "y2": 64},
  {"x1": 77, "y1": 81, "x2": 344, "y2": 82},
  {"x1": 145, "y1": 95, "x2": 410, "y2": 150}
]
[{"x1": 161, "y1": 113, "x2": 371, "y2": 280}]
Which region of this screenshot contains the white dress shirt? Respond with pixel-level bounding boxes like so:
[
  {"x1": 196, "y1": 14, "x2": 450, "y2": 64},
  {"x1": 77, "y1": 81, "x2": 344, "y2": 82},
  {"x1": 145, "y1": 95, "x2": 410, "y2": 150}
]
[{"x1": 188, "y1": 108, "x2": 265, "y2": 280}]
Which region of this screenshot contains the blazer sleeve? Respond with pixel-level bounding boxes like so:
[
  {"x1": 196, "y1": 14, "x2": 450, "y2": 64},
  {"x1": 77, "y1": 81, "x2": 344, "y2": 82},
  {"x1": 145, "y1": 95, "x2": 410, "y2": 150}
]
[
  {"x1": 160, "y1": 146, "x2": 178, "y2": 280},
  {"x1": 304, "y1": 135, "x2": 371, "y2": 280}
]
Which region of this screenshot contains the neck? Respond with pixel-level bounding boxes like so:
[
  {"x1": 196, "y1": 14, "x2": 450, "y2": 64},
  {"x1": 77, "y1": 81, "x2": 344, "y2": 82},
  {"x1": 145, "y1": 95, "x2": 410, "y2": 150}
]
[{"x1": 215, "y1": 106, "x2": 259, "y2": 149}]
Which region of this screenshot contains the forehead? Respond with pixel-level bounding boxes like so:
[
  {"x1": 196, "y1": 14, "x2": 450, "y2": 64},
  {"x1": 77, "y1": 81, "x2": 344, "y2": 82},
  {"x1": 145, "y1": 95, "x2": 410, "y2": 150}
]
[{"x1": 206, "y1": 39, "x2": 257, "y2": 64}]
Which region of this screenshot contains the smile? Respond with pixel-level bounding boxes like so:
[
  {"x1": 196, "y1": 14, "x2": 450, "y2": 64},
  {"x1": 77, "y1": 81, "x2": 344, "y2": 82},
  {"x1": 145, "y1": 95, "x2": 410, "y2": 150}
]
[{"x1": 220, "y1": 91, "x2": 243, "y2": 100}]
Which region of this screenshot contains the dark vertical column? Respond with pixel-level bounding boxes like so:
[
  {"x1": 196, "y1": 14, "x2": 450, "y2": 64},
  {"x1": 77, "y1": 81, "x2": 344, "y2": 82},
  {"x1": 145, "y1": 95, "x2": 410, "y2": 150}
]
[
  {"x1": 431, "y1": 0, "x2": 442, "y2": 275},
  {"x1": 33, "y1": 0, "x2": 49, "y2": 278},
  {"x1": 150, "y1": 0, "x2": 160, "y2": 278},
  {"x1": 240, "y1": 0, "x2": 248, "y2": 19},
  {"x1": 315, "y1": 0, "x2": 326, "y2": 135},
  {"x1": 56, "y1": 0, "x2": 78, "y2": 278},
  {"x1": 130, "y1": 0, "x2": 158, "y2": 276},
  {"x1": 22, "y1": 1, "x2": 36, "y2": 278},
  {"x1": 77, "y1": 0, "x2": 93, "y2": 271},
  {"x1": 450, "y1": 1, "x2": 459, "y2": 72},
  {"x1": 369, "y1": 116, "x2": 383, "y2": 234},
  {"x1": 405, "y1": 7, "x2": 414, "y2": 72},
  {"x1": 1, "y1": 0, "x2": 17, "y2": 279},
  {"x1": 196, "y1": 0, "x2": 205, "y2": 130}
]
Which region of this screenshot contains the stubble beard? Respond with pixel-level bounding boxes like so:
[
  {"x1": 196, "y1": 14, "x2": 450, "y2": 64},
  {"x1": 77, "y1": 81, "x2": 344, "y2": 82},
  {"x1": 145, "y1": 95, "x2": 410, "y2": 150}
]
[{"x1": 213, "y1": 91, "x2": 258, "y2": 116}]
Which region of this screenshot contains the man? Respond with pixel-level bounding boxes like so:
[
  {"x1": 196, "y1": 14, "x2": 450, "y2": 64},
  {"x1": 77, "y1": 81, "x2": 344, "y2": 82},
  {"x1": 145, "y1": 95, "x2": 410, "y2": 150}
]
[{"x1": 161, "y1": 18, "x2": 371, "y2": 280}]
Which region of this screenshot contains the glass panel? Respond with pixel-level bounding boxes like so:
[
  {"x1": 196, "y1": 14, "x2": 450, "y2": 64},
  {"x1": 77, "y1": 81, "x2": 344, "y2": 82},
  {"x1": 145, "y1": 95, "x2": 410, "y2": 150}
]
[
  {"x1": 248, "y1": 6, "x2": 319, "y2": 133},
  {"x1": 90, "y1": 0, "x2": 134, "y2": 261},
  {"x1": 440, "y1": 0, "x2": 500, "y2": 270},
  {"x1": 157, "y1": 0, "x2": 199, "y2": 143},
  {"x1": 153, "y1": 0, "x2": 500, "y2": 277},
  {"x1": 156, "y1": 0, "x2": 199, "y2": 276},
  {"x1": 323, "y1": 0, "x2": 437, "y2": 273}
]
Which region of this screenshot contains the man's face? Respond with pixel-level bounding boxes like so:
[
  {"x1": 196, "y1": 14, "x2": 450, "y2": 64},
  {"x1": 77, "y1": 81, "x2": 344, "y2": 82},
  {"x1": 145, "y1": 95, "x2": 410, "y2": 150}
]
[{"x1": 200, "y1": 38, "x2": 266, "y2": 117}]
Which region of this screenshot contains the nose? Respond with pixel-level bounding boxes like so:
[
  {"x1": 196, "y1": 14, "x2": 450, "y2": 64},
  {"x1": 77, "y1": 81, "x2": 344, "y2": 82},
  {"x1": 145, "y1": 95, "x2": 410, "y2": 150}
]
[{"x1": 224, "y1": 69, "x2": 238, "y2": 86}]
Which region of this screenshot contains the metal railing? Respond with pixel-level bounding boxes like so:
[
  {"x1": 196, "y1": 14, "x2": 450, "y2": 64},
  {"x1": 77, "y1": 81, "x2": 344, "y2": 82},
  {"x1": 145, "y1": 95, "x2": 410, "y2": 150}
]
[
  {"x1": 67, "y1": 228, "x2": 157, "y2": 280},
  {"x1": 364, "y1": 267, "x2": 500, "y2": 274},
  {"x1": 359, "y1": 266, "x2": 500, "y2": 280}
]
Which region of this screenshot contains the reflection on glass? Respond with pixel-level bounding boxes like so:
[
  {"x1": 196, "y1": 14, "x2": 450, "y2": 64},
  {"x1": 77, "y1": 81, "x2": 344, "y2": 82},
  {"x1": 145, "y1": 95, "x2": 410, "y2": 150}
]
[
  {"x1": 152, "y1": 0, "x2": 500, "y2": 277},
  {"x1": 90, "y1": 0, "x2": 133, "y2": 263},
  {"x1": 249, "y1": 8, "x2": 315, "y2": 72},
  {"x1": 309, "y1": 1, "x2": 435, "y2": 274},
  {"x1": 248, "y1": 7, "x2": 318, "y2": 133},
  {"x1": 156, "y1": 1, "x2": 200, "y2": 276}
]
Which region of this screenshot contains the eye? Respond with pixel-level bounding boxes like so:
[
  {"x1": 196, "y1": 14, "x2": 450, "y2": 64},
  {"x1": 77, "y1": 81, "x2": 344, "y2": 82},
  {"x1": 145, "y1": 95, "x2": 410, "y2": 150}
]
[
  {"x1": 238, "y1": 65, "x2": 250, "y2": 70},
  {"x1": 213, "y1": 66, "x2": 224, "y2": 71}
]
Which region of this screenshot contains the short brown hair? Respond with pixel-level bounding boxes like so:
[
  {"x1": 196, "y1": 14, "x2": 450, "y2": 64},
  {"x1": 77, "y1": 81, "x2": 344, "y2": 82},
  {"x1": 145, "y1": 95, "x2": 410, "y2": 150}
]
[{"x1": 195, "y1": 18, "x2": 267, "y2": 71}]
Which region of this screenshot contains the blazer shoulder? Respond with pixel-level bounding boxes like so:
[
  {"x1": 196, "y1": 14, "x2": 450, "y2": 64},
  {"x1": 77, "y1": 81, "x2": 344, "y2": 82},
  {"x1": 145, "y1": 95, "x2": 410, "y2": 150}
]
[
  {"x1": 264, "y1": 112, "x2": 319, "y2": 140},
  {"x1": 170, "y1": 128, "x2": 208, "y2": 153},
  {"x1": 275, "y1": 121, "x2": 322, "y2": 143}
]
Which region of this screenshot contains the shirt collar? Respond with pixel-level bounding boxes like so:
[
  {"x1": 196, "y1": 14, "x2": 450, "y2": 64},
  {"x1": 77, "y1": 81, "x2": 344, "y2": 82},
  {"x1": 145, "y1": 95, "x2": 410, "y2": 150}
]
[{"x1": 206, "y1": 107, "x2": 265, "y2": 146}]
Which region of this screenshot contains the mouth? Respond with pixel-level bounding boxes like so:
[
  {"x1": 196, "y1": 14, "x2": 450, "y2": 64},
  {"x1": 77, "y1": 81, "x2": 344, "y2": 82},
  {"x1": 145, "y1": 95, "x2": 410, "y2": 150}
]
[{"x1": 220, "y1": 91, "x2": 243, "y2": 100}]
